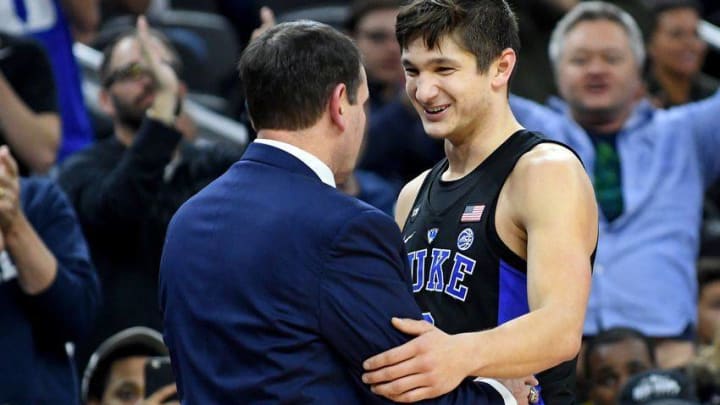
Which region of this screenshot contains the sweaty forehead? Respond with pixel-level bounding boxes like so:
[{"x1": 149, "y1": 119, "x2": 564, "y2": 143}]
[{"x1": 110, "y1": 35, "x2": 173, "y2": 69}]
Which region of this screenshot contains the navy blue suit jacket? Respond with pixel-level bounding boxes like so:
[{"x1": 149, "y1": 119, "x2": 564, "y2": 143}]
[{"x1": 159, "y1": 143, "x2": 507, "y2": 404}]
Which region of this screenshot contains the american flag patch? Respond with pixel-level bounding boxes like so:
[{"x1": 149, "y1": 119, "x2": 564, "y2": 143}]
[{"x1": 460, "y1": 205, "x2": 485, "y2": 222}]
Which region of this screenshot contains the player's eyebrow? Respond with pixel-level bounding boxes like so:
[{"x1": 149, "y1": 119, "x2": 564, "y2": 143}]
[{"x1": 402, "y1": 57, "x2": 459, "y2": 69}]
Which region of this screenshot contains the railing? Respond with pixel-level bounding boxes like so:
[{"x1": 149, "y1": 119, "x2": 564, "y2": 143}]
[{"x1": 700, "y1": 20, "x2": 720, "y2": 51}]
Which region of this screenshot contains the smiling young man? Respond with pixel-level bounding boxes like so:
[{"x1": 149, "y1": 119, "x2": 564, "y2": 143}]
[
  {"x1": 583, "y1": 327, "x2": 655, "y2": 405},
  {"x1": 361, "y1": 1, "x2": 598, "y2": 404}
]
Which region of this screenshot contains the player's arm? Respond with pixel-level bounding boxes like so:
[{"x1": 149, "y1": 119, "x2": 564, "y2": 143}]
[
  {"x1": 394, "y1": 169, "x2": 429, "y2": 228},
  {"x1": 363, "y1": 145, "x2": 597, "y2": 401},
  {"x1": 463, "y1": 144, "x2": 597, "y2": 375}
]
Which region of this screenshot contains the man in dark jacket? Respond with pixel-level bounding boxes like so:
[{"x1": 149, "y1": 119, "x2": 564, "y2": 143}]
[
  {"x1": 0, "y1": 145, "x2": 100, "y2": 403},
  {"x1": 58, "y1": 17, "x2": 243, "y2": 369}
]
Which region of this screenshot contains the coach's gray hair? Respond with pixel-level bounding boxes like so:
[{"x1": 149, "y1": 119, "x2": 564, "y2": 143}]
[{"x1": 548, "y1": 1, "x2": 645, "y2": 70}]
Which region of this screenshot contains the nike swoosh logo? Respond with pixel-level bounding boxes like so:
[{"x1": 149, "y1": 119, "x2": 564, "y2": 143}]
[{"x1": 403, "y1": 232, "x2": 415, "y2": 244}]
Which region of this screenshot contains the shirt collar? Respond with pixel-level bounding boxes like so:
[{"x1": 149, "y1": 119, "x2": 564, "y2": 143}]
[{"x1": 254, "y1": 139, "x2": 336, "y2": 188}]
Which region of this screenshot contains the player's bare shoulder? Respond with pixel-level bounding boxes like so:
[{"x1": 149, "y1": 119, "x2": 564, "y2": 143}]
[
  {"x1": 510, "y1": 142, "x2": 588, "y2": 195},
  {"x1": 506, "y1": 142, "x2": 597, "y2": 246},
  {"x1": 519, "y1": 142, "x2": 582, "y2": 169},
  {"x1": 505, "y1": 142, "x2": 596, "y2": 223}
]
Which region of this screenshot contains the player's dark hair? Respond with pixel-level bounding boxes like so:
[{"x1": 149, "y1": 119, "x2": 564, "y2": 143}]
[
  {"x1": 238, "y1": 21, "x2": 363, "y2": 131},
  {"x1": 395, "y1": 0, "x2": 520, "y2": 74},
  {"x1": 583, "y1": 327, "x2": 655, "y2": 380}
]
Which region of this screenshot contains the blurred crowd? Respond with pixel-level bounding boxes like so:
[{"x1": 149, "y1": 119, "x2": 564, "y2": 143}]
[{"x1": 0, "y1": 0, "x2": 719, "y2": 403}]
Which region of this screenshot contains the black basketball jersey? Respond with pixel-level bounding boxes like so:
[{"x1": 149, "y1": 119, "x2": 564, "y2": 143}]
[{"x1": 402, "y1": 129, "x2": 582, "y2": 405}]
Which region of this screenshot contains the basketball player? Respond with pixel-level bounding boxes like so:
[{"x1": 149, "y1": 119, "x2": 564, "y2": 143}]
[{"x1": 361, "y1": 1, "x2": 598, "y2": 404}]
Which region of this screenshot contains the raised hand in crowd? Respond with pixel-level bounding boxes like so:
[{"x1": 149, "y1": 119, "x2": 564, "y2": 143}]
[
  {"x1": 135, "y1": 15, "x2": 180, "y2": 126},
  {"x1": 250, "y1": 7, "x2": 276, "y2": 43},
  {"x1": 0, "y1": 145, "x2": 58, "y2": 295},
  {"x1": 143, "y1": 383, "x2": 180, "y2": 405}
]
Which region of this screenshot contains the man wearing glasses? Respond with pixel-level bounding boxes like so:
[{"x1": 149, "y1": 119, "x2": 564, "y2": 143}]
[
  {"x1": 345, "y1": 0, "x2": 405, "y2": 112},
  {"x1": 58, "y1": 17, "x2": 244, "y2": 371}
]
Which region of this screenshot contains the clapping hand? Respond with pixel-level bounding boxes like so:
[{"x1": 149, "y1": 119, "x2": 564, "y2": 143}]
[{"x1": 0, "y1": 145, "x2": 21, "y2": 239}]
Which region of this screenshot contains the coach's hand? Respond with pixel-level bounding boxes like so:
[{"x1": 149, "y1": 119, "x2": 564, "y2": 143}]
[
  {"x1": 362, "y1": 318, "x2": 474, "y2": 402},
  {"x1": 496, "y1": 376, "x2": 539, "y2": 405}
]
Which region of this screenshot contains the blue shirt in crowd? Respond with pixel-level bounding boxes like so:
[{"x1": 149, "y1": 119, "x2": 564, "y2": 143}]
[
  {"x1": 511, "y1": 91, "x2": 720, "y2": 337},
  {"x1": 0, "y1": 178, "x2": 100, "y2": 403},
  {"x1": 2, "y1": 0, "x2": 94, "y2": 161}
]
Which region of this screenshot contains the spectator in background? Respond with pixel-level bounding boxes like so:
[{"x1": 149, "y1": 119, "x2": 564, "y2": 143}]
[
  {"x1": 646, "y1": 0, "x2": 719, "y2": 108},
  {"x1": 508, "y1": 0, "x2": 651, "y2": 104},
  {"x1": 0, "y1": 0, "x2": 97, "y2": 163},
  {"x1": 0, "y1": 145, "x2": 100, "y2": 403},
  {"x1": 618, "y1": 369, "x2": 700, "y2": 405},
  {"x1": 687, "y1": 328, "x2": 720, "y2": 404},
  {"x1": 509, "y1": 0, "x2": 575, "y2": 103},
  {"x1": 645, "y1": 0, "x2": 720, "y2": 256},
  {"x1": 82, "y1": 326, "x2": 178, "y2": 405},
  {"x1": 510, "y1": 1, "x2": 720, "y2": 368},
  {"x1": 584, "y1": 327, "x2": 656, "y2": 405},
  {"x1": 345, "y1": 0, "x2": 404, "y2": 112},
  {"x1": 58, "y1": 17, "x2": 242, "y2": 371},
  {"x1": 102, "y1": 0, "x2": 260, "y2": 51},
  {"x1": 697, "y1": 263, "x2": 720, "y2": 348},
  {"x1": 342, "y1": 1, "x2": 412, "y2": 214},
  {"x1": 0, "y1": 32, "x2": 60, "y2": 174}
]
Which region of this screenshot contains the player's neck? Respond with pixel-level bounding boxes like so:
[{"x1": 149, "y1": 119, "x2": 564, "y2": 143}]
[{"x1": 442, "y1": 107, "x2": 522, "y2": 181}]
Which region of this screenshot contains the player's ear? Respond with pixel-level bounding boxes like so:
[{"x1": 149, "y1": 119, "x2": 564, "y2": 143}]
[
  {"x1": 329, "y1": 83, "x2": 347, "y2": 132},
  {"x1": 491, "y1": 48, "x2": 516, "y2": 91}
]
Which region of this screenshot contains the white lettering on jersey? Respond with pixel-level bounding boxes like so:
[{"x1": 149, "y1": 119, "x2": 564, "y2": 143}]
[{"x1": 0, "y1": 0, "x2": 57, "y2": 34}]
